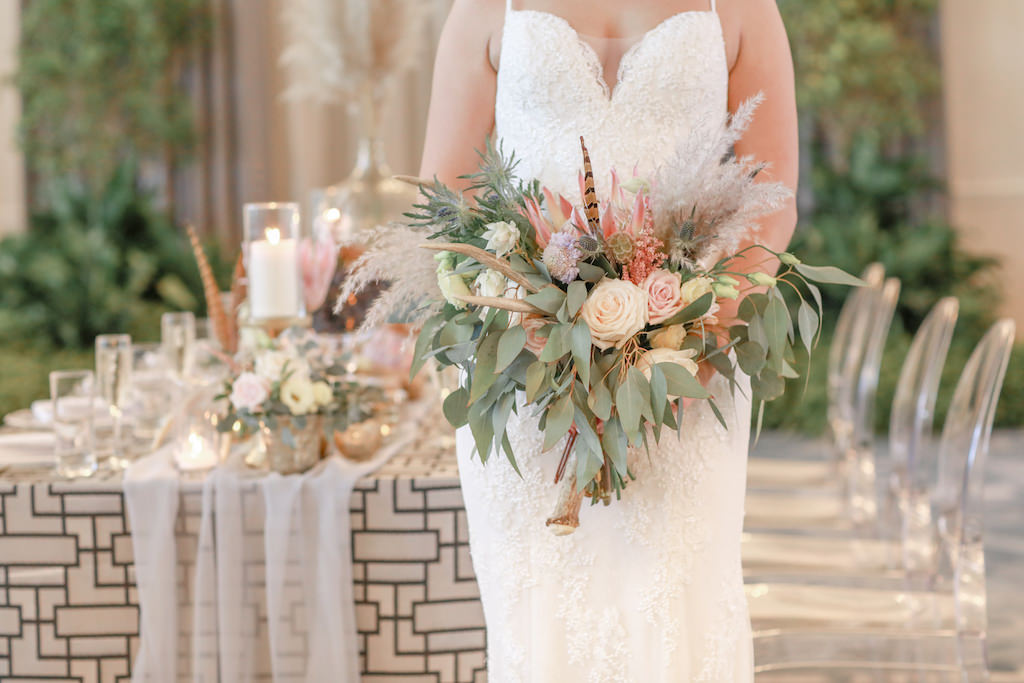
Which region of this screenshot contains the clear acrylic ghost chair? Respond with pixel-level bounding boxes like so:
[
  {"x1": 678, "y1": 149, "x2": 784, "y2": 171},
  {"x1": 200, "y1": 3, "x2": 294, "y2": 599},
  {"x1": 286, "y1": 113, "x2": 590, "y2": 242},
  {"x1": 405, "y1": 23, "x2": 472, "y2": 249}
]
[
  {"x1": 746, "y1": 319, "x2": 1015, "y2": 681},
  {"x1": 743, "y1": 297, "x2": 959, "y2": 577},
  {"x1": 746, "y1": 274, "x2": 900, "y2": 531},
  {"x1": 747, "y1": 263, "x2": 887, "y2": 490}
]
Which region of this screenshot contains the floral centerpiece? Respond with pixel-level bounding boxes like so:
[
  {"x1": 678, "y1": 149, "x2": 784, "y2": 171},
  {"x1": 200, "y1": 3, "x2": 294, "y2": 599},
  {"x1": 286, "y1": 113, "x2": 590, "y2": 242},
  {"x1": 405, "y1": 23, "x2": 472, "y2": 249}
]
[
  {"x1": 338, "y1": 98, "x2": 861, "y2": 532},
  {"x1": 217, "y1": 330, "x2": 386, "y2": 473}
]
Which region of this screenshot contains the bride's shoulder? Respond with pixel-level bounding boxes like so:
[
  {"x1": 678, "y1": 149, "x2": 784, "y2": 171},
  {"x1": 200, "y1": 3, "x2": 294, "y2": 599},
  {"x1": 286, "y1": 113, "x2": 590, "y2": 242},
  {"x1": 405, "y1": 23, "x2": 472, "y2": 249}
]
[
  {"x1": 716, "y1": 0, "x2": 789, "y2": 70},
  {"x1": 442, "y1": 0, "x2": 507, "y2": 70}
]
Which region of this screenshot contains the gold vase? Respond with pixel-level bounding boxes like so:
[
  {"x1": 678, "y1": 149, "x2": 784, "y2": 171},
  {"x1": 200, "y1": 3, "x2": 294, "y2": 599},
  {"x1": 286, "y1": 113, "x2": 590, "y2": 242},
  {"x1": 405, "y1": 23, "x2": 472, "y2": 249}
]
[{"x1": 259, "y1": 415, "x2": 325, "y2": 475}]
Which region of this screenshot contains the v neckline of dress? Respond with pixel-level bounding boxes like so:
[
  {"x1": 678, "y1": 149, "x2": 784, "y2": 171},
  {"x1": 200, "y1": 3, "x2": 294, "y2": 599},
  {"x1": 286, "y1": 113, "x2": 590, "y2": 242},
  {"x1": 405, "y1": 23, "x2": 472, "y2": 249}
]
[{"x1": 506, "y1": 8, "x2": 721, "y2": 103}]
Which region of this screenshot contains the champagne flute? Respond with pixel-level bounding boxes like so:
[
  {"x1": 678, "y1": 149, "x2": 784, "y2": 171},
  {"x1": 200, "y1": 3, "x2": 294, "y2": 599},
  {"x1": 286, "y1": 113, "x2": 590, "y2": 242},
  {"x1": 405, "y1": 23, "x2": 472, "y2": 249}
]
[
  {"x1": 161, "y1": 311, "x2": 196, "y2": 379},
  {"x1": 50, "y1": 370, "x2": 98, "y2": 479},
  {"x1": 95, "y1": 334, "x2": 133, "y2": 470}
]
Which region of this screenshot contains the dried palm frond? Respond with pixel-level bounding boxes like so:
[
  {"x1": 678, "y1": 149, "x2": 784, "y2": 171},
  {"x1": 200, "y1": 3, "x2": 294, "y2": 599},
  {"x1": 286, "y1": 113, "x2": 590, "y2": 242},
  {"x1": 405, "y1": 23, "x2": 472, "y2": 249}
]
[
  {"x1": 334, "y1": 222, "x2": 440, "y2": 330},
  {"x1": 187, "y1": 225, "x2": 237, "y2": 353},
  {"x1": 280, "y1": 0, "x2": 431, "y2": 103},
  {"x1": 651, "y1": 94, "x2": 792, "y2": 270}
]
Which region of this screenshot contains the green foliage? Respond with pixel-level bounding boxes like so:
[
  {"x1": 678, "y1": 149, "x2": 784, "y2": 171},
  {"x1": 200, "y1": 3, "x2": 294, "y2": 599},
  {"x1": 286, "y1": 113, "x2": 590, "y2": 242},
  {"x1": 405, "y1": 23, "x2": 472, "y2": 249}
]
[
  {"x1": 0, "y1": 343, "x2": 95, "y2": 418},
  {"x1": 0, "y1": 162, "x2": 231, "y2": 348},
  {"x1": 17, "y1": 0, "x2": 209, "y2": 197}
]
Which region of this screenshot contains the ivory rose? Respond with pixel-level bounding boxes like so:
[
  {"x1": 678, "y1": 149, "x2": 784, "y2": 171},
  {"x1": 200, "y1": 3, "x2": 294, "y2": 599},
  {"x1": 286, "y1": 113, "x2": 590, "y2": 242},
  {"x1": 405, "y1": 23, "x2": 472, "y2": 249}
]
[
  {"x1": 312, "y1": 381, "x2": 334, "y2": 407},
  {"x1": 521, "y1": 315, "x2": 548, "y2": 357},
  {"x1": 641, "y1": 270, "x2": 685, "y2": 324},
  {"x1": 636, "y1": 347, "x2": 700, "y2": 394},
  {"x1": 229, "y1": 372, "x2": 270, "y2": 412},
  {"x1": 579, "y1": 278, "x2": 649, "y2": 350}
]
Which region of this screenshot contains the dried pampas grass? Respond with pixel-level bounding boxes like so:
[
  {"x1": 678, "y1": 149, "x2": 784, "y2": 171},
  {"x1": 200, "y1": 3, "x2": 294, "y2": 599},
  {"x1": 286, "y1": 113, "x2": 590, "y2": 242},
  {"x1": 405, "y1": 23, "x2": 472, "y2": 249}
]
[
  {"x1": 280, "y1": 0, "x2": 432, "y2": 103},
  {"x1": 334, "y1": 222, "x2": 441, "y2": 330},
  {"x1": 652, "y1": 94, "x2": 792, "y2": 270}
]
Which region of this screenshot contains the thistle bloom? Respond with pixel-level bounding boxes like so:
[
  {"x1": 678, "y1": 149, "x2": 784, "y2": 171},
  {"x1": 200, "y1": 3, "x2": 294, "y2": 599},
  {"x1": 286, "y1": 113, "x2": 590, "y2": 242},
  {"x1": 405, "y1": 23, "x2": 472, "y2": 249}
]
[{"x1": 543, "y1": 231, "x2": 583, "y2": 284}]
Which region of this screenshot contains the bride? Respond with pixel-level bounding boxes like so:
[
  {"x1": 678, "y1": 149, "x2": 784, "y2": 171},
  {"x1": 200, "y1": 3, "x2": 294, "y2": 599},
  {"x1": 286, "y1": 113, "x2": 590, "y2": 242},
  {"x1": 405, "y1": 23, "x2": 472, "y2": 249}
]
[{"x1": 419, "y1": 0, "x2": 797, "y2": 680}]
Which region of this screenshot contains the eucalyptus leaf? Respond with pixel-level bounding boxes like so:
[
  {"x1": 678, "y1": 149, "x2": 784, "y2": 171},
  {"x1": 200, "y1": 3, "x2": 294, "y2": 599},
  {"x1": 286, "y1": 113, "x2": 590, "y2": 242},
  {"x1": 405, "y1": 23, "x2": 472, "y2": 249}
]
[
  {"x1": 468, "y1": 399, "x2": 495, "y2": 462},
  {"x1": 411, "y1": 314, "x2": 445, "y2": 378},
  {"x1": 736, "y1": 340, "x2": 767, "y2": 376},
  {"x1": 443, "y1": 387, "x2": 470, "y2": 427},
  {"x1": 539, "y1": 324, "x2": 569, "y2": 362},
  {"x1": 615, "y1": 369, "x2": 642, "y2": 433},
  {"x1": 658, "y1": 362, "x2": 710, "y2": 399},
  {"x1": 763, "y1": 297, "x2": 789, "y2": 360},
  {"x1": 751, "y1": 368, "x2": 786, "y2": 401},
  {"x1": 543, "y1": 393, "x2": 574, "y2": 451},
  {"x1": 576, "y1": 262, "x2": 605, "y2": 282},
  {"x1": 469, "y1": 331, "x2": 501, "y2": 403},
  {"x1": 567, "y1": 280, "x2": 588, "y2": 317},
  {"x1": 629, "y1": 368, "x2": 654, "y2": 425},
  {"x1": 748, "y1": 314, "x2": 769, "y2": 350},
  {"x1": 601, "y1": 416, "x2": 629, "y2": 475},
  {"x1": 526, "y1": 285, "x2": 567, "y2": 314},
  {"x1": 648, "y1": 364, "x2": 668, "y2": 427},
  {"x1": 660, "y1": 292, "x2": 714, "y2": 327},
  {"x1": 797, "y1": 299, "x2": 819, "y2": 352},
  {"x1": 570, "y1": 319, "x2": 592, "y2": 386},
  {"x1": 587, "y1": 377, "x2": 612, "y2": 421},
  {"x1": 574, "y1": 441, "x2": 604, "y2": 490},
  {"x1": 526, "y1": 361, "x2": 548, "y2": 402},
  {"x1": 496, "y1": 325, "x2": 527, "y2": 373},
  {"x1": 795, "y1": 264, "x2": 865, "y2": 287}
]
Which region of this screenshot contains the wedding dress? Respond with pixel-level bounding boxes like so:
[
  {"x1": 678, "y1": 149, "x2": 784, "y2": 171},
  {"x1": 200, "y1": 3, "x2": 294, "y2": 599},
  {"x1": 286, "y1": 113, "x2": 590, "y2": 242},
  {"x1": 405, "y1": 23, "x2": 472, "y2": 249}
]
[{"x1": 455, "y1": 1, "x2": 754, "y2": 680}]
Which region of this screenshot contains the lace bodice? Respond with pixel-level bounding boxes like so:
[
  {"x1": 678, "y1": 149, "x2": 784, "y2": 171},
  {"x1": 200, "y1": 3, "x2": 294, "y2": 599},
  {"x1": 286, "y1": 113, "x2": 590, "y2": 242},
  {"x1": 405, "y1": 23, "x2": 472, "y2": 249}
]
[{"x1": 495, "y1": 4, "x2": 729, "y2": 200}]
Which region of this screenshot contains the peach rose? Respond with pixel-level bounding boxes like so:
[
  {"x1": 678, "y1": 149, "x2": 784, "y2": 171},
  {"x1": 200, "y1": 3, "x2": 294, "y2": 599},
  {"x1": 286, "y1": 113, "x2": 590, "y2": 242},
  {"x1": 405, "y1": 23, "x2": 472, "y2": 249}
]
[
  {"x1": 579, "y1": 278, "x2": 649, "y2": 350},
  {"x1": 522, "y1": 316, "x2": 549, "y2": 357},
  {"x1": 642, "y1": 270, "x2": 685, "y2": 324}
]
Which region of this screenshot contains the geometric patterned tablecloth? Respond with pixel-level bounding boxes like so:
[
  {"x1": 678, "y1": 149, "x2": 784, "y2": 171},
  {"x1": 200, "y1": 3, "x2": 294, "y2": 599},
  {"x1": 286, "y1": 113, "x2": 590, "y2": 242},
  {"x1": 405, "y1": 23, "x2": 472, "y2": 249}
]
[{"x1": 0, "y1": 447, "x2": 486, "y2": 683}]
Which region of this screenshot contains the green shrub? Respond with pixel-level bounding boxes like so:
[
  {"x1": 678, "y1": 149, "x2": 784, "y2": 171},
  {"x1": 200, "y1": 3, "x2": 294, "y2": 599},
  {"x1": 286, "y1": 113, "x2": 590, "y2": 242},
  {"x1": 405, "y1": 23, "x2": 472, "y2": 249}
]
[{"x1": 0, "y1": 162, "x2": 230, "y2": 348}]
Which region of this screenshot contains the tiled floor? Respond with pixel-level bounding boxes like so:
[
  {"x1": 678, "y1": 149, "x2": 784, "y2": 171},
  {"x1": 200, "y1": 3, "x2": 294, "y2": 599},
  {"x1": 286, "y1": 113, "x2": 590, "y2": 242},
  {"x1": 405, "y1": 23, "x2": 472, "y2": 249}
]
[{"x1": 751, "y1": 430, "x2": 1024, "y2": 680}]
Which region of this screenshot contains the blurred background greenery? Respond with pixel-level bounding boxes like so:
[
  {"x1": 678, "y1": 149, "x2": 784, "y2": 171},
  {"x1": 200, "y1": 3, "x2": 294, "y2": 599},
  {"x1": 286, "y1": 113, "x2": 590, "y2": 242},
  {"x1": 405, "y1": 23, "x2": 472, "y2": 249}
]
[{"x1": 0, "y1": 0, "x2": 1019, "y2": 431}]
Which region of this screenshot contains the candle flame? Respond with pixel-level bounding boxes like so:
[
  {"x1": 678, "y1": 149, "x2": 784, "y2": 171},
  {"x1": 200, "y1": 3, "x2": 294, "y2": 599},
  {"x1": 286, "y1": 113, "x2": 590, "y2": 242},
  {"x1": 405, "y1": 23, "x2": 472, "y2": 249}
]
[
  {"x1": 266, "y1": 227, "x2": 281, "y2": 245},
  {"x1": 325, "y1": 208, "x2": 341, "y2": 222},
  {"x1": 188, "y1": 432, "x2": 205, "y2": 458}
]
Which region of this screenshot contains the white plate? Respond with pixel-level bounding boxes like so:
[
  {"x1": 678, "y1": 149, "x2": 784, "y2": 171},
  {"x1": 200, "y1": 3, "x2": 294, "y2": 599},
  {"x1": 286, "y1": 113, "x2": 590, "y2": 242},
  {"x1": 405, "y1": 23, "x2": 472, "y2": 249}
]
[
  {"x1": 3, "y1": 409, "x2": 47, "y2": 431},
  {"x1": 0, "y1": 432, "x2": 57, "y2": 469}
]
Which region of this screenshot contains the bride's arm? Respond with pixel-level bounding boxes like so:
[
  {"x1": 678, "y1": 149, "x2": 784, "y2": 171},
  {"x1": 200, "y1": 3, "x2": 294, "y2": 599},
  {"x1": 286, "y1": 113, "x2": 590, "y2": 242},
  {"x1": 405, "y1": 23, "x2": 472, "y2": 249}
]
[
  {"x1": 718, "y1": 0, "x2": 799, "y2": 321},
  {"x1": 419, "y1": 0, "x2": 504, "y2": 188}
]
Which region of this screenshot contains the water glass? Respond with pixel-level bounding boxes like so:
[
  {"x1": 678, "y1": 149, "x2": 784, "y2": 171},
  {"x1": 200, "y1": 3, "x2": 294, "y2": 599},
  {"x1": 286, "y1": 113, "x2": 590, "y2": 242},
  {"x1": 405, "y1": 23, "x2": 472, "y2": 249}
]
[
  {"x1": 125, "y1": 343, "x2": 176, "y2": 454},
  {"x1": 95, "y1": 334, "x2": 133, "y2": 469},
  {"x1": 162, "y1": 311, "x2": 196, "y2": 379},
  {"x1": 50, "y1": 370, "x2": 98, "y2": 479}
]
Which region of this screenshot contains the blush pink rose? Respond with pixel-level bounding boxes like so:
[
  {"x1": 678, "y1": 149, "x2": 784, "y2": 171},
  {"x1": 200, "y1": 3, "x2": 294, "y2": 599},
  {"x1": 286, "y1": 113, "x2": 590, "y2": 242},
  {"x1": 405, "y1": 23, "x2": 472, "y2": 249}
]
[
  {"x1": 641, "y1": 270, "x2": 685, "y2": 325},
  {"x1": 229, "y1": 372, "x2": 270, "y2": 412},
  {"x1": 522, "y1": 316, "x2": 549, "y2": 357}
]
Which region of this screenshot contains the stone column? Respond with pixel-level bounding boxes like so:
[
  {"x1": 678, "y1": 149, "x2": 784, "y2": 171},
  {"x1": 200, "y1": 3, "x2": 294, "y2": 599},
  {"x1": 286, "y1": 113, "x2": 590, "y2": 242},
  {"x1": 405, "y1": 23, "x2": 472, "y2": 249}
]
[
  {"x1": 940, "y1": 0, "x2": 1024, "y2": 327},
  {"x1": 0, "y1": 0, "x2": 26, "y2": 236}
]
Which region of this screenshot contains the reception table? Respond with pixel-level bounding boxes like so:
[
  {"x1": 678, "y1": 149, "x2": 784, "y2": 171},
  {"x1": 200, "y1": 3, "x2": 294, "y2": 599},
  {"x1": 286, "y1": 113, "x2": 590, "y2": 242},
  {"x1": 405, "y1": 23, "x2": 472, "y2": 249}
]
[{"x1": 0, "y1": 440, "x2": 487, "y2": 683}]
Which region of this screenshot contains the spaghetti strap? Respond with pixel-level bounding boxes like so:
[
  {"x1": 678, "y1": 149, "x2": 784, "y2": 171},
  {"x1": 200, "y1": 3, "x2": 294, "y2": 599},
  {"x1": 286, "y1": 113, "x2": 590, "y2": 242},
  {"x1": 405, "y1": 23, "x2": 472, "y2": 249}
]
[{"x1": 710, "y1": 0, "x2": 716, "y2": 11}]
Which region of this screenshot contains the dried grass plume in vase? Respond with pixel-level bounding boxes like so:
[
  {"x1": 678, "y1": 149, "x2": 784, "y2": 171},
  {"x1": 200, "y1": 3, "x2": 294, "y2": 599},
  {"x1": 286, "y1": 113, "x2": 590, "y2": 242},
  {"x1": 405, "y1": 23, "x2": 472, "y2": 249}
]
[
  {"x1": 279, "y1": 0, "x2": 431, "y2": 102},
  {"x1": 337, "y1": 98, "x2": 862, "y2": 534}
]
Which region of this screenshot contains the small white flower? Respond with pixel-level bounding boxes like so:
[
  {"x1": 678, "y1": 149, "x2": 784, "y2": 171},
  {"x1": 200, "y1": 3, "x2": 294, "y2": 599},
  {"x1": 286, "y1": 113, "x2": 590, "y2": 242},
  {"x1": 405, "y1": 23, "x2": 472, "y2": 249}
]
[
  {"x1": 312, "y1": 381, "x2": 333, "y2": 407},
  {"x1": 482, "y1": 221, "x2": 520, "y2": 256},
  {"x1": 280, "y1": 375, "x2": 317, "y2": 416},
  {"x1": 474, "y1": 269, "x2": 508, "y2": 299},
  {"x1": 680, "y1": 276, "x2": 715, "y2": 307},
  {"x1": 747, "y1": 272, "x2": 778, "y2": 288}
]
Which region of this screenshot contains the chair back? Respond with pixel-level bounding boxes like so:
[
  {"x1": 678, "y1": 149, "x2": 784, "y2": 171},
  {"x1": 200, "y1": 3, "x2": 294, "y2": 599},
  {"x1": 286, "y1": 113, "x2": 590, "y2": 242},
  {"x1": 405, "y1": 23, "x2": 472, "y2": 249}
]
[
  {"x1": 827, "y1": 263, "x2": 886, "y2": 455},
  {"x1": 933, "y1": 319, "x2": 1015, "y2": 635},
  {"x1": 888, "y1": 298, "x2": 959, "y2": 561}
]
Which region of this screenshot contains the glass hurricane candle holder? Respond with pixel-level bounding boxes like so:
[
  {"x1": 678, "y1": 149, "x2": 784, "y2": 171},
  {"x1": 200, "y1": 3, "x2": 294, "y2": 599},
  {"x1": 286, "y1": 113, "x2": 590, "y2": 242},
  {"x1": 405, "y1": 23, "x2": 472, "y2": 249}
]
[{"x1": 243, "y1": 202, "x2": 306, "y2": 327}]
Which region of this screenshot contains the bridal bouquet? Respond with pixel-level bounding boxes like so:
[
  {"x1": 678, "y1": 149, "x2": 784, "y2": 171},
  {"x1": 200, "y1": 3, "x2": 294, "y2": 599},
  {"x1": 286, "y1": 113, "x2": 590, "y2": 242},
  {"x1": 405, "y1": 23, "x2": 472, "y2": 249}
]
[{"x1": 338, "y1": 99, "x2": 860, "y2": 533}]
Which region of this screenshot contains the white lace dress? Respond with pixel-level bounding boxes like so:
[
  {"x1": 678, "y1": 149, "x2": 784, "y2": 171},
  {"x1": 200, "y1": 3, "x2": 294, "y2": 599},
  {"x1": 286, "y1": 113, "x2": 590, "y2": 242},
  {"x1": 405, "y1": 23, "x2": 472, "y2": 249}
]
[{"x1": 455, "y1": 2, "x2": 754, "y2": 681}]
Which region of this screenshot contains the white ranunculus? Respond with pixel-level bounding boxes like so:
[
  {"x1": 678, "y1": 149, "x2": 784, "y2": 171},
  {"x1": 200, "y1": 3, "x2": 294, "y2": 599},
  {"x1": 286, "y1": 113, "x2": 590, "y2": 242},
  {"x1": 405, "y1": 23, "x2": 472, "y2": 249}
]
[
  {"x1": 474, "y1": 268, "x2": 508, "y2": 299},
  {"x1": 680, "y1": 276, "x2": 715, "y2": 307},
  {"x1": 482, "y1": 221, "x2": 521, "y2": 256},
  {"x1": 280, "y1": 375, "x2": 317, "y2": 416},
  {"x1": 636, "y1": 347, "x2": 700, "y2": 394},
  {"x1": 312, "y1": 381, "x2": 333, "y2": 407},
  {"x1": 579, "y1": 278, "x2": 649, "y2": 350}
]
